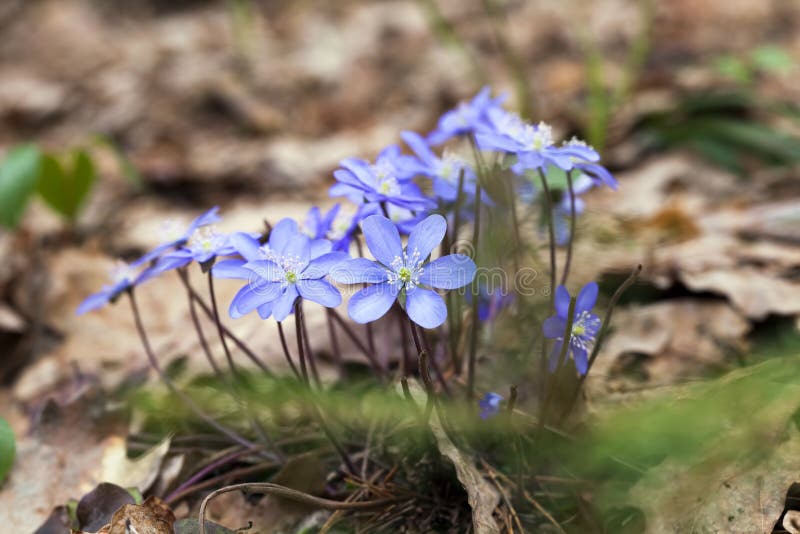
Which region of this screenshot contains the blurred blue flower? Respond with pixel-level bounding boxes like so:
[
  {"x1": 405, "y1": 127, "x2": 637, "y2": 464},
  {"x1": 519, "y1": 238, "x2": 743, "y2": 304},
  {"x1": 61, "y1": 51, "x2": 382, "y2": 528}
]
[
  {"x1": 478, "y1": 392, "x2": 504, "y2": 420},
  {"x1": 427, "y1": 87, "x2": 507, "y2": 145},
  {"x1": 466, "y1": 284, "x2": 514, "y2": 323},
  {"x1": 139, "y1": 207, "x2": 222, "y2": 264},
  {"x1": 330, "y1": 146, "x2": 434, "y2": 212},
  {"x1": 331, "y1": 214, "x2": 476, "y2": 328},
  {"x1": 551, "y1": 173, "x2": 593, "y2": 246},
  {"x1": 76, "y1": 259, "x2": 159, "y2": 315},
  {"x1": 476, "y1": 110, "x2": 599, "y2": 174},
  {"x1": 401, "y1": 131, "x2": 478, "y2": 202},
  {"x1": 218, "y1": 218, "x2": 348, "y2": 321},
  {"x1": 542, "y1": 282, "x2": 601, "y2": 375}
]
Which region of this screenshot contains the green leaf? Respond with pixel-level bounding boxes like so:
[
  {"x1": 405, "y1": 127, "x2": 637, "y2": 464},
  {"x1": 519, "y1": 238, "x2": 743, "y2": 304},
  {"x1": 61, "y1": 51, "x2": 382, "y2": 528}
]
[
  {"x1": 0, "y1": 416, "x2": 15, "y2": 483},
  {"x1": 36, "y1": 149, "x2": 97, "y2": 220},
  {"x1": 0, "y1": 144, "x2": 41, "y2": 229},
  {"x1": 713, "y1": 56, "x2": 751, "y2": 84},
  {"x1": 751, "y1": 45, "x2": 793, "y2": 75}
]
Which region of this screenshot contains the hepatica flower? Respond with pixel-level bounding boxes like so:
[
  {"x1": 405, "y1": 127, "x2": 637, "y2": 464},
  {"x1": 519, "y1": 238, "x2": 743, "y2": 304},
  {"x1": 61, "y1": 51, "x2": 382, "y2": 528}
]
[
  {"x1": 427, "y1": 86, "x2": 507, "y2": 145},
  {"x1": 542, "y1": 282, "x2": 601, "y2": 375},
  {"x1": 330, "y1": 145, "x2": 435, "y2": 212},
  {"x1": 220, "y1": 218, "x2": 348, "y2": 321},
  {"x1": 401, "y1": 130, "x2": 478, "y2": 202},
  {"x1": 139, "y1": 206, "x2": 222, "y2": 264},
  {"x1": 476, "y1": 110, "x2": 599, "y2": 175},
  {"x1": 478, "y1": 392, "x2": 504, "y2": 420},
  {"x1": 332, "y1": 214, "x2": 476, "y2": 329},
  {"x1": 76, "y1": 260, "x2": 158, "y2": 315}
]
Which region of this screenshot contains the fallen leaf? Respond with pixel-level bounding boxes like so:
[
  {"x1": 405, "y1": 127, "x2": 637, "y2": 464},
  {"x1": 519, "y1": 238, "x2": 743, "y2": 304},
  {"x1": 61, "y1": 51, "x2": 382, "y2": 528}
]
[{"x1": 76, "y1": 483, "x2": 135, "y2": 532}]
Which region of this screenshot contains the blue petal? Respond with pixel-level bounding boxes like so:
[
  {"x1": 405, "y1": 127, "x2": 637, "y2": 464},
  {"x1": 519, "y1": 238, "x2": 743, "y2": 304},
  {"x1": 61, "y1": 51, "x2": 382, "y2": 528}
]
[
  {"x1": 361, "y1": 215, "x2": 403, "y2": 267},
  {"x1": 406, "y1": 287, "x2": 447, "y2": 328},
  {"x1": 542, "y1": 315, "x2": 566, "y2": 338},
  {"x1": 406, "y1": 214, "x2": 447, "y2": 261},
  {"x1": 229, "y1": 232, "x2": 262, "y2": 262},
  {"x1": 418, "y1": 254, "x2": 475, "y2": 289},
  {"x1": 212, "y1": 258, "x2": 249, "y2": 279},
  {"x1": 272, "y1": 285, "x2": 299, "y2": 322},
  {"x1": 76, "y1": 291, "x2": 111, "y2": 315},
  {"x1": 348, "y1": 283, "x2": 399, "y2": 324},
  {"x1": 281, "y1": 234, "x2": 311, "y2": 269},
  {"x1": 574, "y1": 347, "x2": 589, "y2": 375},
  {"x1": 309, "y1": 239, "x2": 333, "y2": 260},
  {"x1": 301, "y1": 251, "x2": 349, "y2": 279},
  {"x1": 257, "y1": 302, "x2": 273, "y2": 320},
  {"x1": 575, "y1": 282, "x2": 598, "y2": 314},
  {"x1": 233, "y1": 281, "x2": 282, "y2": 315},
  {"x1": 151, "y1": 253, "x2": 192, "y2": 275},
  {"x1": 187, "y1": 206, "x2": 221, "y2": 235},
  {"x1": 555, "y1": 285, "x2": 571, "y2": 318},
  {"x1": 330, "y1": 258, "x2": 390, "y2": 284},
  {"x1": 297, "y1": 279, "x2": 341, "y2": 308},
  {"x1": 242, "y1": 260, "x2": 284, "y2": 282},
  {"x1": 401, "y1": 130, "x2": 437, "y2": 165},
  {"x1": 269, "y1": 218, "x2": 300, "y2": 254}
]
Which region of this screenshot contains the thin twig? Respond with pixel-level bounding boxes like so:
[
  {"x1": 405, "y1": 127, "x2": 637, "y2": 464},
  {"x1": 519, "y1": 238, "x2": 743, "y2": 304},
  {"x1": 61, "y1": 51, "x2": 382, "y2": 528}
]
[{"x1": 198, "y1": 483, "x2": 401, "y2": 534}]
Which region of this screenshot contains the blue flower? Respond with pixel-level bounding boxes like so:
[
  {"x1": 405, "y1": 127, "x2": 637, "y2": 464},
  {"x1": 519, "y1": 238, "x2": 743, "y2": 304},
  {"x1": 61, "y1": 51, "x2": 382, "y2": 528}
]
[
  {"x1": 478, "y1": 392, "x2": 504, "y2": 420},
  {"x1": 551, "y1": 173, "x2": 594, "y2": 245},
  {"x1": 331, "y1": 214, "x2": 476, "y2": 329},
  {"x1": 562, "y1": 138, "x2": 618, "y2": 190},
  {"x1": 220, "y1": 218, "x2": 349, "y2": 322},
  {"x1": 466, "y1": 284, "x2": 514, "y2": 323},
  {"x1": 401, "y1": 130, "x2": 479, "y2": 202},
  {"x1": 542, "y1": 282, "x2": 601, "y2": 375},
  {"x1": 139, "y1": 207, "x2": 222, "y2": 264},
  {"x1": 76, "y1": 260, "x2": 158, "y2": 315},
  {"x1": 330, "y1": 146, "x2": 435, "y2": 212},
  {"x1": 427, "y1": 87, "x2": 507, "y2": 145},
  {"x1": 476, "y1": 110, "x2": 599, "y2": 174}
]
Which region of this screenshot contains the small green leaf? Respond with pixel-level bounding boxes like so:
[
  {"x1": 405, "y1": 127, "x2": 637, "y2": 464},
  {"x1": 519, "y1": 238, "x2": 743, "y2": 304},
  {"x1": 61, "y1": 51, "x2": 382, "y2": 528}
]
[
  {"x1": 713, "y1": 56, "x2": 751, "y2": 84},
  {"x1": 0, "y1": 416, "x2": 15, "y2": 484},
  {"x1": 751, "y1": 45, "x2": 793, "y2": 75},
  {"x1": 0, "y1": 144, "x2": 41, "y2": 229},
  {"x1": 36, "y1": 149, "x2": 97, "y2": 220}
]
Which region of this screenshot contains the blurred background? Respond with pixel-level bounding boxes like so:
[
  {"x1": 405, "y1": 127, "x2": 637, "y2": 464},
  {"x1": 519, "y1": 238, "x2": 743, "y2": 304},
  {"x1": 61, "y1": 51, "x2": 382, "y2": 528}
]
[{"x1": 1, "y1": 0, "x2": 800, "y2": 530}]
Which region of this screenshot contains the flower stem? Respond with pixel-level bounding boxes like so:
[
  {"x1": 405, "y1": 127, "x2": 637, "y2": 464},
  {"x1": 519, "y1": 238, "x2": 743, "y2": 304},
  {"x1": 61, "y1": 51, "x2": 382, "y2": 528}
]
[
  {"x1": 208, "y1": 271, "x2": 237, "y2": 375},
  {"x1": 466, "y1": 181, "x2": 482, "y2": 400},
  {"x1": 180, "y1": 270, "x2": 222, "y2": 376},
  {"x1": 325, "y1": 309, "x2": 344, "y2": 379},
  {"x1": 560, "y1": 264, "x2": 642, "y2": 420},
  {"x1": 292, "y1": 300, "x2": 311, "y2": 387},
  {"x1": 298, "y1": 300, "x2": 322, "y2": 388},
  {"x1": 537, "y1": 168, "x2": 557, "y2": 311},
  {"x1": 538, "y1": 295, "x2": 576, "y2": 430},
  {"x1": 126, "y1": 289, "x2": 263, "y2": 453},
  {"x1": 559, "y1": 170, "x2": 576, "y2": 286},
  {"x1": 328, "y1": 308, "x2": 383, "y2": 375},
  {"x1": 276, "y1": 321, "x2": 302, "y2": 381}
]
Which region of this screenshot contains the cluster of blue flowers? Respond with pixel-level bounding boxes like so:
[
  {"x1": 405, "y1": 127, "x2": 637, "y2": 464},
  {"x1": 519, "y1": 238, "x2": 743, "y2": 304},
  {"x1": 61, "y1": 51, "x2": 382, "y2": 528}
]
[{"x1": 78, "y1": 87, "x2": 617, "y2": 400}]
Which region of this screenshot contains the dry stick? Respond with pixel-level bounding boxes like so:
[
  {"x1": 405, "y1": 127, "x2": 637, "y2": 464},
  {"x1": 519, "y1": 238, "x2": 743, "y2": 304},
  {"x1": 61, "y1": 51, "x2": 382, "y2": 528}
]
[
  {"x1": 537, "y1": 296, "x2": 576, "y2": 431},
  {"x1": 522, "y1": 489, "x2": 568, "y2": 534},
  {"x1": 165, "y1": 446, "x2": 256, "y2": 503},
  {"x1": 559, "y1": 170, "x2": 577, "y2": 286},
  {"x1": 166, "y1": 460, "x2": 280, "y2": 505},
  {"x1": 179, "y1": 275, "x2": 272, "y2": 374},
  {"x1": 126, "y1": 290, "x2": 261, "y2": 452},
  {"x1": 561, "y1": 264, "x2": 642, "y2": 420},
  {"x1": 276, "y1": 321, "x2": 302, "y2": 381},
  {"x1": 198, "y1": 483, "x2": 401, "y2": 534}
]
